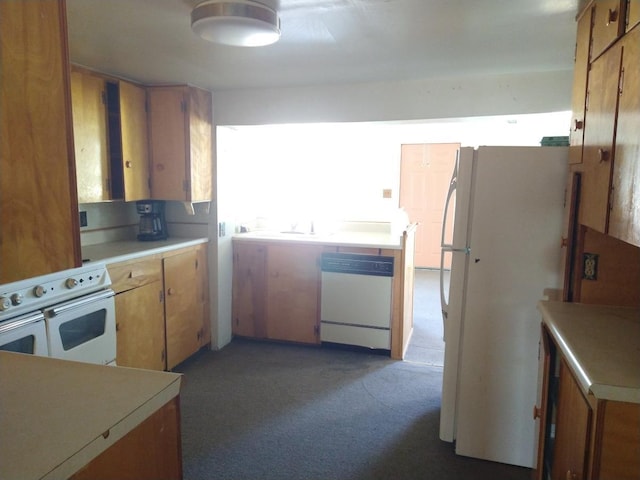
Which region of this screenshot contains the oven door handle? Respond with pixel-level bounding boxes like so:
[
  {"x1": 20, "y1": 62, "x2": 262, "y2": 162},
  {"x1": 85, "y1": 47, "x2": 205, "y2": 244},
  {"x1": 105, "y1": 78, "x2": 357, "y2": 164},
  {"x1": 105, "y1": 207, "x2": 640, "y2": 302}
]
[
  {"x1": 0, "y1": 312, "x2": 46, "y2": 334},
  {"x1": 47, "y1": 289, "x2": 115, "y2": 317}
]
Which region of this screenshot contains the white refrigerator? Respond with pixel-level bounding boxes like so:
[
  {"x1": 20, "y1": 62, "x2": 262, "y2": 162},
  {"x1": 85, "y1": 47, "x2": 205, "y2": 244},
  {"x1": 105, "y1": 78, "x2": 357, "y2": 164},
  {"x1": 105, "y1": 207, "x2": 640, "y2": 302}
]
[{"x1": 438, "y1": 146, "x2": 567, "y2": 468}]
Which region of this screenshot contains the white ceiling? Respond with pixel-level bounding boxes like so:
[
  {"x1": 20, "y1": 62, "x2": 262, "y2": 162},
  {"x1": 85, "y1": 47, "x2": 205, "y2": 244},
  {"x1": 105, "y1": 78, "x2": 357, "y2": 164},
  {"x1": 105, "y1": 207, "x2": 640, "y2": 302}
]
[{"x1": 66, "y1": 0, "x2": 579, "y2": 92}]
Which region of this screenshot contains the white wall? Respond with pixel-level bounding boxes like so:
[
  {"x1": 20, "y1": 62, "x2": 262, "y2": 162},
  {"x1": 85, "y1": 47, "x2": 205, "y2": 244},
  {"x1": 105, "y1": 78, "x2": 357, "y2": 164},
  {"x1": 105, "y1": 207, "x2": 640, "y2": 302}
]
[{"x1": 214, "y1": 70, "x2": 573, "y2": 125}]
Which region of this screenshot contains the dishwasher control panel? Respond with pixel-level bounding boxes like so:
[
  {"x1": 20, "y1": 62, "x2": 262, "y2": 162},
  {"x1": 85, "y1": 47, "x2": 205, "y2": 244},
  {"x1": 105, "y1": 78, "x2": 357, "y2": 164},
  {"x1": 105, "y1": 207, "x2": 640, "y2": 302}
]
[{"x1": 320, "y1": 253, "x2": 394, "y2": 277}]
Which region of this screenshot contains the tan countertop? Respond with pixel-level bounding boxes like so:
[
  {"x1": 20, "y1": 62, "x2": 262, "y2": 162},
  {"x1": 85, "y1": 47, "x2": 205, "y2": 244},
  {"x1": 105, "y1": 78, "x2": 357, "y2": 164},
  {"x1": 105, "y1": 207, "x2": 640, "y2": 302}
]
[
  {"x1": 0, "y1": 352, "x2": 182, "y2": 480},
  {"x1": 233, "y1": 230, "x2": 407, "y2": 250},
  {"x1": 537, "y1": 301, "x2": 640, "y2": 404},
  {"x1": 82, "y1": 237, "x2": 208, "y2": 265}
]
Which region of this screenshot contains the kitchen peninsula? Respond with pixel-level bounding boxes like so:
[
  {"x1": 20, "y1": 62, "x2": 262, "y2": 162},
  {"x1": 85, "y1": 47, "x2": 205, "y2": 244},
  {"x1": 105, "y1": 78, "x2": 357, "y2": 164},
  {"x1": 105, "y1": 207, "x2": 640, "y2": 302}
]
[
  {"x1": 0, "y1": 351, "x2": 182, "y2": 480},
  {"x1": 232, "y1": 223, "x2": 417, "y2": 359}
]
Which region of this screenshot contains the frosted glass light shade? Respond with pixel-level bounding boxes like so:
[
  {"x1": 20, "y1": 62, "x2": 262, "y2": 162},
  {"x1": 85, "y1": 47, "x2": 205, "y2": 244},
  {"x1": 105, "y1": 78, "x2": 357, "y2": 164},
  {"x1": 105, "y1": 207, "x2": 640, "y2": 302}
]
[{"x1": 191, "y1": 1, "x2": 281, "y2": 47}]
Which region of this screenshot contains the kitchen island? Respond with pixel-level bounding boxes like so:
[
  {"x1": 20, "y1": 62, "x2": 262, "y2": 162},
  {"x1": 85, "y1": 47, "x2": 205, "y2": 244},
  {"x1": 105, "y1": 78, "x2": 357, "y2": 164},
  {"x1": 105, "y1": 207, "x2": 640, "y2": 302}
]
[
  {"x1": 232, "y1": 224, "x2": 417, "y2": 359},
  {"x1": 0, "y1": 351, "x2": 182, "y2": 480}
]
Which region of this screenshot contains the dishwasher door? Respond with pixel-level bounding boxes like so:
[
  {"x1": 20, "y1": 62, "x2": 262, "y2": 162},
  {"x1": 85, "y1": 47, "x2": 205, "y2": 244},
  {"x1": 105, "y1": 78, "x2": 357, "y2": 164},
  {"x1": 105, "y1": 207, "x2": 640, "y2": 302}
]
[{"x1": 320, "y1": 254, "x2": 393, "y2": 350}]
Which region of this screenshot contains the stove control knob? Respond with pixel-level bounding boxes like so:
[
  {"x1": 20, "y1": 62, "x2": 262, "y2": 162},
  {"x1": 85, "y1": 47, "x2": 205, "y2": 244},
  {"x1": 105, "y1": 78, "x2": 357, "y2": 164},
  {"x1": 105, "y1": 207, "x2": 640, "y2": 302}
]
[
  {"x1": 33, "y1": 285, "x2": 46, "y2": 298},
  {"x1": 11, "y1": 293, "x2": 23, "y2": 306},
  {"x1": 0, "y1": 296, "x2": 11, "y2": 311},
  {"x1": 65, "y1": 278, "x2": 78, "y2": 289}
]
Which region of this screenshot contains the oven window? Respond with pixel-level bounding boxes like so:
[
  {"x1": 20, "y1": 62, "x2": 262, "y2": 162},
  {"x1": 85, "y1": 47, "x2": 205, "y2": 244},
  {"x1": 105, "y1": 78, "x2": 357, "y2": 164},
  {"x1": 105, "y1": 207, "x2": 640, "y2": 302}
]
[
  {"x1": 58, "y1": 309, "x2": 106, "y2": 351},
  {"x1": 0, "y1": 336, "x2": 35, "y2": 354}
]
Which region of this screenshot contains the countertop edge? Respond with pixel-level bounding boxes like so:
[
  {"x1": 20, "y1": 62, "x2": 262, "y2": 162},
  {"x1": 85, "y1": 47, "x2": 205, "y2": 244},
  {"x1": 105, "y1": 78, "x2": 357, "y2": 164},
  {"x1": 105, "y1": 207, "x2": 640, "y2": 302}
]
[
  {"x1": 232, "y1": 233, "x2": 404, "y2": 250},
  {"x1": 82, "y1": 237, "x2": 209, "y2": 265}
]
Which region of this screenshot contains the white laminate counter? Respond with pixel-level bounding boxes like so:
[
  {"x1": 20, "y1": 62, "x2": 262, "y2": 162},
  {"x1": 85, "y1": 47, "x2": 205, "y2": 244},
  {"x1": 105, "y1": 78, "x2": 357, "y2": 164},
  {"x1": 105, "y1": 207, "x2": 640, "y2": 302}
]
[
  {"x1": 537, "y1": 301, "x2": 640, "y2": 404},
  {"x1": 82, "y1": 237, "x2": 208, "y2": 265},
  {"x1": 233, "y1": 230, "x2": 406, "y2": 250},
  {"x1": 0, "y1": 352, "x2": 182, "y2": 480}
]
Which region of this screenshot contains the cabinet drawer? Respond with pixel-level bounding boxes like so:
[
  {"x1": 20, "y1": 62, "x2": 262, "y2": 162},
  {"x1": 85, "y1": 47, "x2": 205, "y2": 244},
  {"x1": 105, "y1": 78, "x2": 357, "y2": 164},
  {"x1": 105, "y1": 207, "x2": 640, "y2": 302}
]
[
  {"x1": 108, "y1": 258, "x2": 162, "y2": 293},
  {"x1": 591, "y1": 0, "x2": 626, "y2": 60}
]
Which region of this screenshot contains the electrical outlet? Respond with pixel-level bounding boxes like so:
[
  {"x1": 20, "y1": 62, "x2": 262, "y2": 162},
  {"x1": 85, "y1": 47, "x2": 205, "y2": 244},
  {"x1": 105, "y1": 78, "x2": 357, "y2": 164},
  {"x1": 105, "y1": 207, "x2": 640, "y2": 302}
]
[
  {"x1": 382, "y1": 189, "x2": 392, "y2": 198},
  {"x1": 79, "y1": 211, "x2": 88, "y2": 227},
  {"x1": 218, "y1": 222, "x2": 226, "y2": 237},
  {"x1": 582, "y1": 253, "x2": 598, "y2": 280}
]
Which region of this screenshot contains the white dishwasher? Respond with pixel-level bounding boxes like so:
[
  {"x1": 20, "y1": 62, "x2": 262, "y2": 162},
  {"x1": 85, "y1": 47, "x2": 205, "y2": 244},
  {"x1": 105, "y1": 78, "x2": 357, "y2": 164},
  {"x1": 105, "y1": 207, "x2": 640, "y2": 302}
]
[{"x1": 320, "y1": 252, "x2": 394, "y2": 350}]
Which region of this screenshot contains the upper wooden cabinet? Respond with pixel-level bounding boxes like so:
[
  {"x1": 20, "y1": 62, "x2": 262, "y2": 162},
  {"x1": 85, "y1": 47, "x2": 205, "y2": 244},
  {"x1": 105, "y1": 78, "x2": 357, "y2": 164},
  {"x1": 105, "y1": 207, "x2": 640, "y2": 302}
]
[
  {"x1": 629, "y1": 0, "x2": 640, "y2": 31},
  {"x1": 147, "y1": 85, "x2": 213, "y2": 203},
  {"x1": 71, "y1": 67, "x2": 110, "y2": 203},
  {"x1": 590, "y1": 0, "x2": 626, "y2": 60},
  {"x1": 568, "y1": 7, "x2": 593, "y2": 165},
  {"x1": 0, "y1": 0, "x2": 81, "y2": 283},
  {"x1": 71, "y1": 67, "x2": 150, "y2": 203}
]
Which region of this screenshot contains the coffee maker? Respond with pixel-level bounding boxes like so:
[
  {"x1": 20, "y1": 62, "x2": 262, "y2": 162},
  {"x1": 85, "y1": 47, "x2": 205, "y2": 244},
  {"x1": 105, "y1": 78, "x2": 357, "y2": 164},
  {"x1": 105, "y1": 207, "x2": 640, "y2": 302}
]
[{"x1": 136, "y1": 200, "x2": 168, "y2": 241}]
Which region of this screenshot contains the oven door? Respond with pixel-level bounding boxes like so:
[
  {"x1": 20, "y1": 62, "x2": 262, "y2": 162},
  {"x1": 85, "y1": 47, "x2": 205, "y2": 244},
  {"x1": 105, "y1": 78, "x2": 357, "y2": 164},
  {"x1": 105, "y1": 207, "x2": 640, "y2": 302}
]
[
  {"x1": 44, "y1": 289, "x2": 116, "y2": 365},
  {"x1": 0, "y1": 312, "x2": 49, "y2": 356}
]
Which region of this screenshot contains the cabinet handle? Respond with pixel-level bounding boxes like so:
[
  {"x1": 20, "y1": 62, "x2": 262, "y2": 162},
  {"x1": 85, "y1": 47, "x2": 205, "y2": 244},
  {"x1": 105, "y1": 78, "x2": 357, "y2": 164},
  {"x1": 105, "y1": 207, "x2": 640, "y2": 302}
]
[
  {"x1": 566, "y1": 470, "x2": 577, "y2": 480},
  {"x1": 573, "y1": 119, "x2": 583, "y2": 131},
  {"x1": 125, "y1": 160, "x2": 133, "y2": 168},
  {"x1": 116, "y1": 322, "x2": 120, "y2": 332},
  {"x1": 167, "y1": 287, "x2": 175, "y2": 295},
  {"x1": 598, "y1": 148, "x2": 610, "y2": 163},
  {"x1": 533, "y1": 405, "x2": 541, "y2": 419},
  {"x1": 607, "y1": 8, "x2": 618, "y2": 25}
]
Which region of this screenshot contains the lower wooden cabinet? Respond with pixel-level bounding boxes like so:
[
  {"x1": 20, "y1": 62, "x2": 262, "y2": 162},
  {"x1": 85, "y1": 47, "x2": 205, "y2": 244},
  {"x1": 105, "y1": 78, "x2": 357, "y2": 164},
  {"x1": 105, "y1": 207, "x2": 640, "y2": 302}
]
[
  {"x1": 232, "y1": 241, "x2": 322, "y2": 345},
  {"x1": 535, "y1": 326, "x2": 640, "y2": 480},
  {"x1": 108, "y1": 243, "x2": 209, "y2": 371}
]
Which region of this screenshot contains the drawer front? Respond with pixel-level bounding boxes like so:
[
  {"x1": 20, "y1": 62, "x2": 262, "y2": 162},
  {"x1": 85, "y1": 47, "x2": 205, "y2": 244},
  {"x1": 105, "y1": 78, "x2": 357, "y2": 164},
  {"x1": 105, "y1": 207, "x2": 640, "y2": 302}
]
[{"x1": 108, "y1": 258, "x2": 162, "y2": 293}]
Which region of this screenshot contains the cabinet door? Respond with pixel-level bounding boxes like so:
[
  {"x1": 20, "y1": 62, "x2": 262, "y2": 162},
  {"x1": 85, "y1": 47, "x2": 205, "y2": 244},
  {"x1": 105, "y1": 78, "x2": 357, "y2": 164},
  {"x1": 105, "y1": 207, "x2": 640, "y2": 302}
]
[
  {"x1": 164, "y1": 250, "x2": 200, "y2": 369},
  {"x1": 119, "y1": 80, "x2": 150, "y2": 201},
  {"x1": 232, "y1": 242, "x2": 267, "y2": 338},
  {"x1": 629, "y1": 0, "x2": 640, "y2": 31},
  {"x1": 115, "y1": 281, "x2": 166, "y2": 371},
  {"x1": 71, "y1": 67, "x2": 110, "y2": 203},
  {"x1": 551, "y1": 359, "x2": 591, "y2": 480},
  {"x1": 148, "y1": 86, "x2": 189, "y2": 201},
  {"x1": 568, "y1": 7, "x2": 593, "y2": 165},
  {"x1": 608, "y1": 27, "x2": 640, "y2": 247},
  {"x1": 579, "y1": 43, "x2": 622, "y2": 233},
  {"x1": 187, "y1": 87, "x2": 213, "y2": 203},
  {"x1": 533, "y1": 327, "x2": 552, "y2": 480},
  {"x1": 265, "y1": 244, "x2": 322, "y2": 344},
  {"x1": 196, "y1": 244, "x2": 211, "y2": 347},
  {"x1": 0, "y1": 0, "x2": 81, "y2": 283},
  {"x1": 591, "y1": 0, "x2": 626, "y2": 60}
]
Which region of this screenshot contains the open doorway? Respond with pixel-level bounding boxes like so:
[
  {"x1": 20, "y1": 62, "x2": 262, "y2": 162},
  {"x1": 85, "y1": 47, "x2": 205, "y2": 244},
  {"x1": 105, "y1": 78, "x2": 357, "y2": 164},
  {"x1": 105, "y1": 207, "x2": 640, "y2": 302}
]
[{"x1": 400, "y1": 143, "x2": 459, "y2": 366}]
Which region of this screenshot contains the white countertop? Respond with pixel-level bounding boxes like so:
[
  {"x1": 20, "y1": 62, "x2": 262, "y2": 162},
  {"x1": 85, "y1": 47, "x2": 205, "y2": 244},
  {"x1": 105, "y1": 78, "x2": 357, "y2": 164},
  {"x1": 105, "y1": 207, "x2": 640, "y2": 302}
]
[
  {"x1": 0, "y1": 352, "x2": 182, "y2": 480},
  {"x1": 537, "y1": 301, "x2": 640, "y2": 404},
  {"x1": 233, "y1": 230, "x2": 406, "y2": 250},
  {"x1": 82, "y1": 237, "x2": 208, "y2": 265}
]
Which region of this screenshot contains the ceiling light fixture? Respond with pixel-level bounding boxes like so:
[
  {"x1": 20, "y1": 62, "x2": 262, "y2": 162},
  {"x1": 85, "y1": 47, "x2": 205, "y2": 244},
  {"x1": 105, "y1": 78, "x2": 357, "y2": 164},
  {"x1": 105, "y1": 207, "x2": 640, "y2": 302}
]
[{"x1": 191, "y1": 1, "x2": 281, "y2": 47}]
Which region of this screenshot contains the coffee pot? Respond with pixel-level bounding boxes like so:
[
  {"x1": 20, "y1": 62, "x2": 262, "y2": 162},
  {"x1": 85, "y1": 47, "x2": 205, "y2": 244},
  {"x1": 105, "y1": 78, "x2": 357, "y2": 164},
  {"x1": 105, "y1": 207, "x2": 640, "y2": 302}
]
[{"x1": 136, "y1": 200, "x2": 168, "y2": 241}]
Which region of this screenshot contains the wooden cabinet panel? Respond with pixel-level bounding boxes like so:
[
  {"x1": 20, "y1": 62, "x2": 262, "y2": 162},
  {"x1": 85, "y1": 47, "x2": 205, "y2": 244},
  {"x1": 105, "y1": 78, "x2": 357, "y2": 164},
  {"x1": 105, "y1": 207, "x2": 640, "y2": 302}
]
[
  {"x1": 551, "y1": 359, "x2": 591, "y2": 480},
  {"x1": 591, "y1": 0, "x2": 626, "y2": 60},
  {"x1": 70, "y1": 397, "x2": 182, "y2": 480},
  {"x1": 596, "y1": 401, "x2": 640, "y2": 480},
  {"x1": 628, "y1": 0, "x2": 640, "y2": 31},
  {"x1": 164, "y1": 250, "x2": 201, "y2": 369},
  {"x1": 232, "y1": 242, "x2": 267, "y2": 338},
  {"x1": 71, "y1": 67, "x2": 110, "y2": 203},
  {"x1": 148, "y1": 85, "x2": 212, "y2": 203},
  {"x1": 569, "y1": 7, "x2": 593, "y2": 165},
  {"x1": 0, "y1": 0, "x2": 81, "y2": 283},
  {"x1": 578, "y1": 43, "x2": 622, "y2": 233},
  {"x1": 265, "y1": 244, "x2": 322, "y2": 344},
  {"x1": 115, "y1": 281, "x2": 166, "y2": 370},
  {"x1": 196, "y1": 244, "x2": 211, "y2": 347},
  {"x1": 108, "y1": 257, "x2": 162, "y2": 294},
  {"x1": 608, "y1": 27, "x2": 640, "y2": 247},
  {"x1": 119, "y1": 80, "x2": 150, "y2": 201}
]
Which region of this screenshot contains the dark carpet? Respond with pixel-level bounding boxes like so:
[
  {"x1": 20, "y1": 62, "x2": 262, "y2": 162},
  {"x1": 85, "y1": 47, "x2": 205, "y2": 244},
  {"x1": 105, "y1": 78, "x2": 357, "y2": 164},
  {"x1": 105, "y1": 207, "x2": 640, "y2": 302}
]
[{"x1": 175, "y1": 338, "x2": 531, "y2": 480}]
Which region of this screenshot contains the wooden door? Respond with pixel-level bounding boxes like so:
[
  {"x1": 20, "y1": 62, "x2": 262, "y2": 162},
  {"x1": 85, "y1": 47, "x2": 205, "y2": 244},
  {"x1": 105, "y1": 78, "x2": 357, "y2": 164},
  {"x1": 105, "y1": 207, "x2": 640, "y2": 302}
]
[
  {"x1": 232, "y1": 242, "x2": 267, "y2": 338},
  {"x1": 579, "y1": 43, "x2": 622, "y2": 233},
  {"x1": 608, "y1": 27, "x2": 640, "y2": 247},
  {"x1": 0, "y1": 0, "x2": 81, "y2": 283},
  {"x1": 119, "y1": 80, "x2": 150, "y2": 201},
  {"x1": 164, "y1": 250, "x2": 200, "y2": 369},
  {"x1": 265, "y1": 244, "x2": 322, "y2": 344},
  {"x1": 148, "y1": 86, "x2": 188, "y2": 201},
  {"x1": 71, "y1": 67, "x2": 110, "y2": 203},
  {"x1": 196, "y1": 244, "x2": 211, "y2": 347},
  {"x1": 115, "y1": 282, "x2": 166, "y2": 370},
  {"x1": 551, "y1": 359, "x2": 591, "y2": 480},
  {"x1": 399, "y1": 143, "x2": 458, "y2": 269}
]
